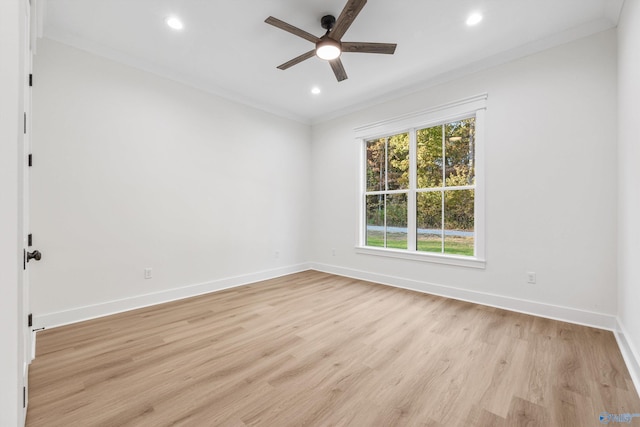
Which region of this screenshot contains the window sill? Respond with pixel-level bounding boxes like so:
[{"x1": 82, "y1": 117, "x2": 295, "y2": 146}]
[{"x1": 354, "y1": 246, "x2": 486, "y2": 269}]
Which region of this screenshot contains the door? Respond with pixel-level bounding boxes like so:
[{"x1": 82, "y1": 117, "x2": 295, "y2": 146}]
[{"x1": 21, "y1": 0, "x2": 38, "y2": 420}]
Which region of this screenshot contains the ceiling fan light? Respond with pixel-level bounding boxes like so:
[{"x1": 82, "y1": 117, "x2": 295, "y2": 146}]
[{"x1": 316, "y1": 39, "x2": 342, "y2": 60}]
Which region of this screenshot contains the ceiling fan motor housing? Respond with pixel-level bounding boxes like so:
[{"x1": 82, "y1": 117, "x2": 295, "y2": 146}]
[{"x1": 321, "y1": 15, "x2": 336, "y2": 31}]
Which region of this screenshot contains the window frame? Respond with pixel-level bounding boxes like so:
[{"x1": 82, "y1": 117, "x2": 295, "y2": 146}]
[{"x1": 355, "y1": 94, "x2": 487, "y2": 269}]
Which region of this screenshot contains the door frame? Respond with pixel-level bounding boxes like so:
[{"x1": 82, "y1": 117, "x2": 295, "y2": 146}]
[{"x1": 0, "y1": 0, "x2": 29, "y2": 425}]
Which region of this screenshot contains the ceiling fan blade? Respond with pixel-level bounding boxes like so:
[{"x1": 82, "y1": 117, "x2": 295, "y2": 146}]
[
  {"x1": 342, "y1": 42, "x2": 397, "y2": 54},
  {"x1": 265, "y1": 16, "x2": 320, "y2": 43},
  {"x1": 277, "y1": 50, "x2": 316, "y2": 70},
  {"x1": 329, "y1": 58, "x2": 348, "y2": 82},
  {"x1": 330, "y1": 0, "x2": 367, "y2": 40}
]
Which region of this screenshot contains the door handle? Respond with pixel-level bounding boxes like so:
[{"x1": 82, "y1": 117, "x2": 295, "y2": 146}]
[{"x1": 26, "y1": 250, "x2": 41, "y2": 262}]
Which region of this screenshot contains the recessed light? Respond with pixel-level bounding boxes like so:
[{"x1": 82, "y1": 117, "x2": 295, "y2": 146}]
[
  {"x1": 311, "y1": 87, "x2": 321, "y2": 95},
  {"x1": 466, "y1": 12, "x2": 483, "y2": 26},
  {"x1": 166, "y1": 16, "x2": 184, "y2": 30}
]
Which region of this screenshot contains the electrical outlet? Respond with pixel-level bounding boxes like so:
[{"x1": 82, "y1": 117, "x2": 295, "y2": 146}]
[
  {"x1": 526, "y1": 272, "x2": 536, "y2": 284},
  {"x1": 275, "y1": 251, "x2": 280, "y2": 259},
  {"x1": 332, "y1": 248, "x2": 336, "y2": 256},
  {"x1": 144, "y1": 268, "x2": 152, "y2": 279}
]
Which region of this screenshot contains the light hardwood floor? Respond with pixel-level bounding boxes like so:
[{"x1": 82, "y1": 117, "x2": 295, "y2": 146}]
[{"x1": 26, "y1": 271, "x2": 639, "y2": 426}]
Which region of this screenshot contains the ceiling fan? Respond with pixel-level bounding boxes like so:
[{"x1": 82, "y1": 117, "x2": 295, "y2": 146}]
[{"x1": 265, "y1": 0, "x2": 397, "y2": 82}]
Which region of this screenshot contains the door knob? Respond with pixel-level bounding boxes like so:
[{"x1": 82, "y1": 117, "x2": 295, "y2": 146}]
[{"x1": 27, "y1": 250, "x2": 42, "y2": 262}]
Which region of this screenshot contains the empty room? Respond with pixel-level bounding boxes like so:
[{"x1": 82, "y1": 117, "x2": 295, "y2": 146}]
[{"x1": 2, "y1": 0, "x2": 640, "y2": 426}]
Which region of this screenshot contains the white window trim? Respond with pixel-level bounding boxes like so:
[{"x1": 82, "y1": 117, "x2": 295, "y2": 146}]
[{"x1": 355, "y1": 93, "x2": 487, "y2": 269}]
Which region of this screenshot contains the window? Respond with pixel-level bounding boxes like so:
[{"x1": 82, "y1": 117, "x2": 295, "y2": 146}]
[{"x1": 356, "y1": 94, "x2": 486, "y2": 268}]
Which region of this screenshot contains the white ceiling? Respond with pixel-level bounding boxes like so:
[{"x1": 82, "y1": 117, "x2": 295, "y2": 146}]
[{"x1": 40, "y1": 0, "x2": 622, "y2": 123}]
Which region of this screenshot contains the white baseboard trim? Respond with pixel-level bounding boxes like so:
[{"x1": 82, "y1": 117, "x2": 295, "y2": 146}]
[
  {"x1": 614, "y1": 318, "x2": 640, "y2": 397},
  {"x1": 309, "y1": 262, "x2": 618, "y2": 331},
  {"x1": 35, "y1": 263, "x2": 311, "y2": 330}
]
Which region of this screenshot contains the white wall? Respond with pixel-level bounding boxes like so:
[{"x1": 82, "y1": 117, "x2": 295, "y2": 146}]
[
  {"x1": 617, "y1": 0, "x2": 640, "y2": 386},
  {"x1": 0, "y1": 0, "x2": 26, "y2": 425},
  {"x1": 310, "y1": 30, "x2": 618, "y2": 326},
  {"x1": 31, "y1": 39, "x2": 311, "y2": 326}
]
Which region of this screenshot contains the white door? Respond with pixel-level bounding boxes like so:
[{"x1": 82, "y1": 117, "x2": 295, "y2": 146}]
[{"x1": 21, "y1": 0, "x2": 37, "y2": 420}]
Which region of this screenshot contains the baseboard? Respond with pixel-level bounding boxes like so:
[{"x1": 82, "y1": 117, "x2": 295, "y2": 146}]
[
  {"x1": 614, "y1": 318, "x2": 640, "y2": 397},
  {"x1": 37, "y1": 261, "x2": 619, "y2": 333},
  {"x1": 309, "y1": 262, "x2": 618, "y2": 331},
  {"x1": 35, "y1": 263, "x2": 311, "y2": 330}
]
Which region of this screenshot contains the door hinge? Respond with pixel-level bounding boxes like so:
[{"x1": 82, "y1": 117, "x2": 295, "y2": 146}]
[
  {"x1": 28, "y1": 314, "x2": 32, "y2": 328},
  {"x1": 23, "y1": 112, "x2": 26, "y2": 134},
  {"x1": 28, "y1": 154, "x2": 32, "y2": 167},
  {"x1": 23, "y1": 386, "x2": 26, "y2": 408},
  {"x1": 29, "y1": 74, "x2": 33, "y2": 87},
  {"x1": 23, "y1": 249, "x2": 26, "y2": 270},
  {"x1": 28, "y1": 233, "x2": 33, "y2": 247}
]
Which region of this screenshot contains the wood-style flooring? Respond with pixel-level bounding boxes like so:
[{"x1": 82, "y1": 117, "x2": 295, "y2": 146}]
[{"x1": 26, "y1": 271, "x2": 640, "y2": 426}]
